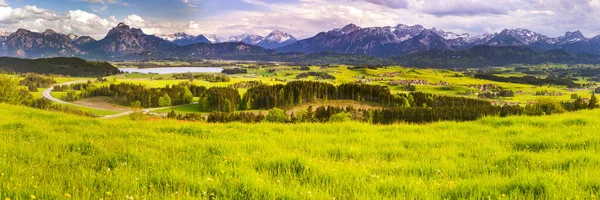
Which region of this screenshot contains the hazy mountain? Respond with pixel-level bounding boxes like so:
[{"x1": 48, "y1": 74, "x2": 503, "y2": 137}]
[
  {"x1": 277, "y1": 23, "x2": 440, "y2": 56},
  {"x1": 72, "y1": 36, "x2": 96, "y2": 46},
  {"x1": 486, "y1": 29, "x2": 550, "y2": 46},
  {"x1": 80, "y1": 23, "x2": 176, "y2": 55},
  {"x1": 256, "y1": 30, "x2": 298, "y2": 49},
  {"x1": 5, "y1": 22, "x2": 600, "y2": 60},
  {"x1": 394, "y1": 45, "x2": 600, "y2": 68},
  {"x1": 155, "y1": 32, "x2": 212, "y2": 46},
  {"x1": 204, "y1": 34, "x2": 225, "y2": 43},
  {"x1": 277, "y1": 24, "x2": 600, "y2": 57},
  {"x1": 371, "y1": 29, "x2": 452, "y2": 58},
  {"x1": 227, "y1": 31, "x2": 297, "y2": 49},
  {"x1": 0, "y1": 28, "x2": 83, "y2": 57},
  {"x1": 172, "y1": 42, "x2": 274, "y2": 57}
]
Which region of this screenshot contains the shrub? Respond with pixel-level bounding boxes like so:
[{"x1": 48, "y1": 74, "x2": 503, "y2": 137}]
[
  {"x1": 266, "y1": 108, "x2": 289, "y2": 123},
  {"x1": 329, "y1": 112, "x2": 351, "y2": 122}
]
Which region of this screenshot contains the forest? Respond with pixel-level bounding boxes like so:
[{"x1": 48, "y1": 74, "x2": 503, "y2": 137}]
[
  {"x1": 0, "y1": 57, "x2": 120, "y2": 76},
  {"x1": 474, "y1": 73, "x2": 580, "y2": 88}
]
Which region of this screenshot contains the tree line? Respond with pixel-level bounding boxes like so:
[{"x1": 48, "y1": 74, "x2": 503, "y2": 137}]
[
  {"x1": 0, "y1": 75, "x2": 95, "y2": 117},
  {"x1": 474, "y1": 74, "x2": 579, "y2": 88},
  {"x1": 18, "y1": 73, "x2": 57, "y2": 91},
  {"x1": 75, "y1": 82, "x2": 195, "y2": 108}
]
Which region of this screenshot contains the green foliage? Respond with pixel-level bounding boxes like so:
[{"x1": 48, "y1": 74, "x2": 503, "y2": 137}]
[
  {"x1": 0, "y1": 57, "x2": 119, "y2": 76},
  {"x1": 526, "y1": 98, "x2": 566, "y2": 116},
  {"x1": 18, "y1": 73, "x2": 56, "y2": 91},
  {"x1": 329, "y1": 112, "x2": 351, "y2": 122},
  {"x1": 182, "y1": 88, "x2": 193, "y2": 104},
  {"x1": 395, "y1": 45, "x2": 600, "y2": 68},
  {"x1": 266, "y1": 108, "x2": 289, "y2": 123},
  {"x1": 0, "y1": 75, "x2": 33, "y2": 105},
  {"x1": 158, "y1": 94, "x2": 172, "y2": 107},
  {"x1": 589, "y1": 93, "x2": 598, "y2": 110}
]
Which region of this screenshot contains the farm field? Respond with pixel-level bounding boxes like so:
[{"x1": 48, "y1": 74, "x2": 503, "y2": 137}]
[
  {"x1": 99, "y1": 64, "x2": 597, "y2": 107},
  {"x1": 1, "y1": 103, "x2": 599, "y2": 199}
]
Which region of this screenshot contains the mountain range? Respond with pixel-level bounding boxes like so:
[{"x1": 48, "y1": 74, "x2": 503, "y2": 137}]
[
  {"x1": 3, "y1": 22, "x2": 600, "y2": 64},
  {"x1": 154, "y1": 30, "x2": 297, "y2": 49},
  {"x1": 276, "y1": 24, "x2": 600, "y2": 58}
]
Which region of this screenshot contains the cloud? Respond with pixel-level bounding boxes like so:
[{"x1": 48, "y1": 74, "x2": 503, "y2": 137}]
[
  {"x1": 4, "y1": 0, "x2": 600, "y2": 41},
  {"x1": 181, "y1": 0, "x2": 201, "y2": 8},
  {"x1": 124, "y1": 14, "x2": 145, "y2": 27},
  {"x1": 356, "y1": 0, "x2": 408, "y2": 9},
  {"x1": 80, "y1": 0, "x2": 119, "y2": 4},
  {"x1": 410, "y1": 0, "x2": 512, "y2": 16}
]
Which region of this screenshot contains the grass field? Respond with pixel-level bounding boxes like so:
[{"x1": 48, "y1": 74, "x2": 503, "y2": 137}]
[
  {"x1": 100, "y1": 65, "x2": 598, "y2": 109},
  {"x1": 1, "y1": 103, "x2": 600, "y2": 199}
]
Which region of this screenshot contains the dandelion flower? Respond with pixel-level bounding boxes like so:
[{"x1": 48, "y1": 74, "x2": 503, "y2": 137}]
[
  {"x1": 30, "y1": 195, "x2": 36, "y2": 199},
  {"x1": 106, "y1": 191, "x2": 112, "y2": 196},
  {"x1": 65, "y1": 193, "x2": 72, "y2": 198}
]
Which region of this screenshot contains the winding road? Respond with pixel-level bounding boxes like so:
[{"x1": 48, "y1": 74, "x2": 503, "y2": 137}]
[{"x1": 43, "y1": 81, "x2": 197, "y2": 119}]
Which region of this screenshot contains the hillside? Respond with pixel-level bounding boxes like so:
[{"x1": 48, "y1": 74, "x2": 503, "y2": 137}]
[
  {"x1": 394, "y1": 45, "x2": 600, "y2": 68},
  {"x1": 1, "y1": 103, "x2": 599, "y2": 199},
  {"x1": 0, "y1": 57, "x2": 120, "y2": 76}
]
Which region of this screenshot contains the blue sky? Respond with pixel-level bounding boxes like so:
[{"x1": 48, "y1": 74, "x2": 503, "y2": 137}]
[{"x1": 2, "y1": 0, "x2": 600, "y2": 40}]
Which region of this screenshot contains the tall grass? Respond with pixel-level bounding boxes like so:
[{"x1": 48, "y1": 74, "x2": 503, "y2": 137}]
[{"x1": 0, "y1": 103, "x2": 599, "y2": 199}]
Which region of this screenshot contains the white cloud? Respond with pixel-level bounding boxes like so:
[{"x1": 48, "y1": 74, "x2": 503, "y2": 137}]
[
  {"x1": 3, "y1": 0, "x2": 600, "y2": 41},
  {"x1": 124, "y1": 14, "x2": 145, "y2": 27},
  {"x1": 0, "y1": 0, "x2": 8, "y2": 7},
  {"x1": 81, "y1": 0, "x2": 119, "y2": 4}
]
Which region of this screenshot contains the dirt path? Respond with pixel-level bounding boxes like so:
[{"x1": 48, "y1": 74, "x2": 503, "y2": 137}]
[{"x1": 73, "y1": 97, "x2": 132, "y2": 112}]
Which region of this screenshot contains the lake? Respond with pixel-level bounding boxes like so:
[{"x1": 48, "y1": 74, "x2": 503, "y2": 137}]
[{"x1": 119, "y1": 67, "x2": 223, "y2": 74}]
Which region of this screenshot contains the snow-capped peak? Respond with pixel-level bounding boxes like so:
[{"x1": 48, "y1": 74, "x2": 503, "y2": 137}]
[
  {"x1": 499, "y1": 28, "x2": 548, "y2": 44},
  {"x1": 265, "y1": 30, "x2": 296, "y2": 43},
  {"x1": 204, "y1": 34, "x2": 224, "y2": 43},
  {"x1": 154, "y1": 32, "x2": 194, "y2": 41},
  {"x1": 333, "y1": 24, "x2": 361, "y2": 34},
  {"x1": 393, "y1": 24, "x2": 425, "y2": 42},
  {"x1": 435, "y1": 29, "x2": 471, "y2": 40}
]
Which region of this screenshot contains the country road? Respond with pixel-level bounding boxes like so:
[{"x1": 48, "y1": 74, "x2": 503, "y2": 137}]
[{"x1": 43, "y1": 81, "x2": 198, "y2": 119}]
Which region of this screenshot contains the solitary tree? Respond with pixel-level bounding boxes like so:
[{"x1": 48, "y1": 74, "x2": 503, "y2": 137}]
[{"x1": 589, "y1": 93, "x2": 598, "y2": 110}]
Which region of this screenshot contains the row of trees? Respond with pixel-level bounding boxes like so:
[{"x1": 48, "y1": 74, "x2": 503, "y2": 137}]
[
  {"x1": 474, "y1": 74, "x2": 580, "y2": 88},
  {"x1": 296, "y1": 72, "x2": 336, "y2": 79},
  {"x1": 18, "y1": 73, "x2": 57, "y2": 92},
  {"x1": 241, "y1": 82, "x2": 493, "y2": 111},
  {"x1": 172, "y1": 73, "x2": 231, "y2": 82},
  {"x1": 0, "y1": 75, "x2": 94, "y2": 117},
  {"x1": 80, "y1": 83, "x2": 194, "y2": 108},
  {"x1": 175, "y1": 94, "x2": 597, "y2": 124},
  {"x1": 53, "y1": 82, "x2": 93, "y2": 92}
]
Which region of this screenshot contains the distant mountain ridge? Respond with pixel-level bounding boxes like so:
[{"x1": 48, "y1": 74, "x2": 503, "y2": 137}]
[
  {"x1": 3, "y1": 22, "x2": 600, "y2": 65},
  {"x1": 155, "y1": 30, "x2": 297, "y2": 49},
  {"x1": 276, "y1": 23, "x2": 600, "y2": 58}
]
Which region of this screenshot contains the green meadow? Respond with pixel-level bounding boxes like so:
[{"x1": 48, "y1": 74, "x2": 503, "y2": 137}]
[{"x1": 1, "y1": 103, "x2": 600, "y2": 199}]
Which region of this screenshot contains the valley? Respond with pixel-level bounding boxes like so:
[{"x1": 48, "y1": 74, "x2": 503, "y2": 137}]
[{"x1": 2, "y1": 2, "x2": 600, "y2": 198}]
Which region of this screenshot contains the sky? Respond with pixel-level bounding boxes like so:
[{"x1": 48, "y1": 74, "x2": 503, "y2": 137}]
[{"x1": 1, "y1": 0, "x2": 600, "y2": 40}]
